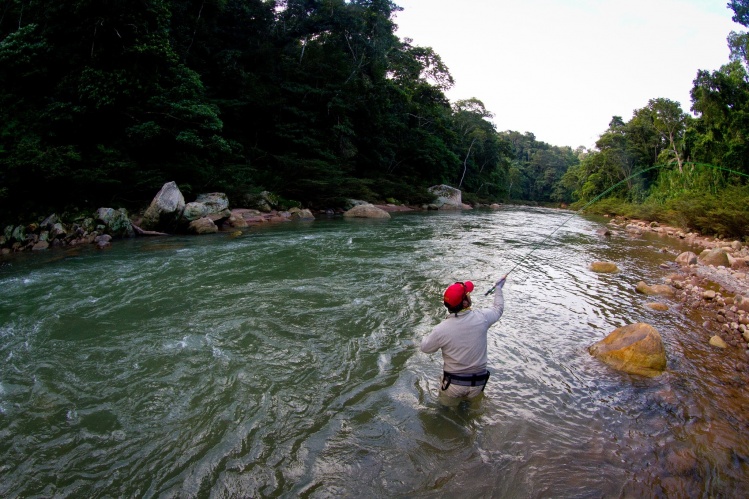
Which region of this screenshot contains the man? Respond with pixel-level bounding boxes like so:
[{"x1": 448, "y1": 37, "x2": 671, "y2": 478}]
[{"x1": 420, "y1": 275, "x2": 507, "y2": 405}]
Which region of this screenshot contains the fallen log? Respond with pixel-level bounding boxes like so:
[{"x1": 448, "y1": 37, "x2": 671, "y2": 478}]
[{"x1": 132, "y1": 223, "x2": 170, "y2": 237}]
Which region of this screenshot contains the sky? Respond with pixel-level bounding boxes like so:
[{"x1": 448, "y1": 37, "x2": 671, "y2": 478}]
[{"x1": 393, "y1": 0, "x2": 742, "y2": 149}]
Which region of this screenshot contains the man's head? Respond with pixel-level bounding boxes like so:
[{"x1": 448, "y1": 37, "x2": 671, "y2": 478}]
[{"x1": 443, "y1": 281, "x2": 473, "y2": 314}]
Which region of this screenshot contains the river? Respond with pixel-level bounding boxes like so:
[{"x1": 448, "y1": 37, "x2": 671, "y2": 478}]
[{"x1": 1, "y1": 207, "x2": 747, "y2": 497}]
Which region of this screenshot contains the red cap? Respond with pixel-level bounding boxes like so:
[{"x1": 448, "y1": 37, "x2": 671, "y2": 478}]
[{"x1": 443, "y1": 281, "x2": 474, "y2": 307}]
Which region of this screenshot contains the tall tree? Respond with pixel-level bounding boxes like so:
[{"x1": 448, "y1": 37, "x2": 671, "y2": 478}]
[
  {"x1": 648, "y1": 98, "x2": 689, "y2": 171},
  {"x1": 689, "y1": 61, "x2": 749, "y2": 172}
]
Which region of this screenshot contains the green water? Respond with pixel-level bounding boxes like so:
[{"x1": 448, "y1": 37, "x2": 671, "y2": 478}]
[{"x1": 1, "y1": 207, "x2": 747, "y2": 497}]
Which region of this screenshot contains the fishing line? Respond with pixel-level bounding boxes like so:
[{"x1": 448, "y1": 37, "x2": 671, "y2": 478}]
[{"x1": 484, "y1": 161, "x2": 749, "y2": 296}]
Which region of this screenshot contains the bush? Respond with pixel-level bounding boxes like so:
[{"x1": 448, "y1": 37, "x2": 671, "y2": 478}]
[{"x1": 581, "y1": 186, "x2": 749, "y2": 239}]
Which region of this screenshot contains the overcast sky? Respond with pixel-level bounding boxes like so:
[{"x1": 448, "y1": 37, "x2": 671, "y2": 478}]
[{"x1": 394, "y1": 0, "x2": 742, "y2": 149}]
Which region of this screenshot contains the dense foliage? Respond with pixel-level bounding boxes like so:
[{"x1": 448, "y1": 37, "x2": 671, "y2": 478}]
[
  {"x1": 2, "y1": 1, "x2": 747, "y2": 238},
  {"x1": 0, "y1": 0, "x2": 573, "y2": 225},
  {"x1": 561, "y1": 1, "x2": 749, "y2": 238}
]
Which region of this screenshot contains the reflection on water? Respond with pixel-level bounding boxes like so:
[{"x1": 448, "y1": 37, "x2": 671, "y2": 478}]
[{"x1": 1, "y1": 207, "x2": 747, "y2": 497}]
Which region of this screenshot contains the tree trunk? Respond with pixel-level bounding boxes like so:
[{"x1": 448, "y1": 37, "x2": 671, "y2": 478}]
[{"x1": 458, "y1": 137, "x2": 476, "y2": 189}]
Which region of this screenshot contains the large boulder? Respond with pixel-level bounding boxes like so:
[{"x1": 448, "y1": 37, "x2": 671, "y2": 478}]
[
  {"x1": 94, "y1": 207, "x2": 134, "y2": 238},
  {"x1": 11, "y1": 225, "x2": 26, "y2": 243},
  {"x1": 196, "y1": 192, "x2": 229, "y2": 212},
  {"x1": 699, "y1": 247, "x2": 730, "y2": 267},
  {"x1": 182, "y1": 202, "x2": 212, "y2": 221},
  {"x1": 428, "y1": 184, "x2": 462, "y2": 210},
  {"x1": 224, "y1": 211, "x2": 249, "y2": 228},
  {"x1": 343, "y1": 204, "x2": 391, "y2": 219},
  {"x1": 345, "y1": 199, "x2": 371, "y2": 210},
  {"x1": 141, "y1": 181, "x2": 185, "y2": 231},
  {"x1": 183, "y1": 192, "x2": 230, "y2": 222},
  {"x1": 40, "y1": 214, "x2": 59, "y2": 229},
  {"x1": 32, "y1": 240, "x2": 49, "y2": 251},
  {"x1": 589, "y1": 323, "x2": 667, "y2": 377}
]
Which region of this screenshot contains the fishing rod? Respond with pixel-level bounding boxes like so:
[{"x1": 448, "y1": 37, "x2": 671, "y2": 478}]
[
  {"x1": 484, "y1": 161, "x2": 749, "y2": 296},
  {"x1": 484, "y1": 164, "x2": 663, "y2": 296}
]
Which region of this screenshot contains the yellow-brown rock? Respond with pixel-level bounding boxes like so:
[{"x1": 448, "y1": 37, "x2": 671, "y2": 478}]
[
  {"x1": 589, "y1": 323, "x2": 667, "y2": 377},
  {"x1": 645, "y1": 302, "x2": 669, "y2": 311},
  {"x1": 590, "y1": 261, "x2": 619, "y2": 273},
  {"x1": 709, "y1": 335, "x2": 728, "y2": 349},
  {"x1": 635, "y1": 281, "x2": 675, "y2": 296}
]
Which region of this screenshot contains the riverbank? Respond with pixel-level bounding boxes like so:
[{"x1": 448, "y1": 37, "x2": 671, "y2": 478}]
[{"x1": 608, "y1": 216, "x2": 749, "y2": 355}]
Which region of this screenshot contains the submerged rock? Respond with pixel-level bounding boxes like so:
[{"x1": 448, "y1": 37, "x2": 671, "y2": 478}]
[
  {"x1": 589, "y1": 322, "x2": 667, "y2": 377},
  {"x1": 590, "y1": 261, "x2": 619, "y2": 273},
  {"x1": 636, "y1": 281, "x2": 675, "y2": 296},
  {"x1": 645, "y1": 302, "x2": 669, "y2": 311}
]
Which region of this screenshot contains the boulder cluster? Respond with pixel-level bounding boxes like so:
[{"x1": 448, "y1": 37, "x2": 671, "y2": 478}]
[
  {"x1": 0, "y1": 209, "x2": 132, "y2": 254},
  {"x1": 610, "y1": 217, "x2": 749, "y2": 352},
  {"x1": 137, "y1": 182, "x2": 316, "y2": 235},
  {"x1": 0, "y1": 182, "x2": 318, "y2": 254},
  {"x1": 588, "y1": 217, "x2": 749, "y2": 376},
  {"x1": 1, "y1": 183, "x2": 498, "y2": 255}
]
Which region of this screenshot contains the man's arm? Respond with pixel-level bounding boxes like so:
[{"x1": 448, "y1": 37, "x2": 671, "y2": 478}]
[
  {"x1": 420, "y1": 328, "x2": 442, "y2": 354},
  {"x1": 484, "y1": 275, "x2": 507, "y2": 324}
]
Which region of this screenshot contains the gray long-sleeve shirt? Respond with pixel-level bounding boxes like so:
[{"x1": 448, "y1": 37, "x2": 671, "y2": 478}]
[{"x1": 420, "y1": 287, "x2": 505, "y2": 374}]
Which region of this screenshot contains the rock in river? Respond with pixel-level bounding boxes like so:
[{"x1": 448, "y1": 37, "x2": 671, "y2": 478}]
[
  {"x1": 590, "y1": 261, "x2": 619, "y2": 273},
  {"x1": 635, "y1": 281, "x2": 675, "y2": 297},
  {"x1": 589, "y1": 322, "x2": 667, "y2": 377},
  {"x1": 343, "y1": 204, "x2": 391, "y2": 219}
]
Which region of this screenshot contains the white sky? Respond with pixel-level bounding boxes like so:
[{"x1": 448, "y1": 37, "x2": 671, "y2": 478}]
[{"x1": 394, "y1": 0, "x2": 742, "y2": 148}]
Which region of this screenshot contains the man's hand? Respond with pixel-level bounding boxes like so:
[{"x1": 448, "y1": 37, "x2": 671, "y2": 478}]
[{"x1": 495, "y1": 275, "x2": 508, "y2": 289}]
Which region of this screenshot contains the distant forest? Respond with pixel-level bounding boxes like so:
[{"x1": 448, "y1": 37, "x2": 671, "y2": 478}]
[{"x1": 1, "y1": 1, "x2": 749, "y2": 236}]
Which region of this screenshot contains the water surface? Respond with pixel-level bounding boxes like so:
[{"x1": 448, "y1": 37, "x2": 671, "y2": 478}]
[{"x1": 1, "y1": 207, "x2": 747, "y2": 497}]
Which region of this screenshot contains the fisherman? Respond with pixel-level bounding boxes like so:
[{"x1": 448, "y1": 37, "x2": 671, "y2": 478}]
[{"x1": 420, "y1": 275, "x2": 507, "y2": 406}]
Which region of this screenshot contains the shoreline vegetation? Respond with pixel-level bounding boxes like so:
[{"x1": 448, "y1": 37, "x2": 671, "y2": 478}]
[{"x1": 2, "y1": 2, "x2": 748, "y2": 241}]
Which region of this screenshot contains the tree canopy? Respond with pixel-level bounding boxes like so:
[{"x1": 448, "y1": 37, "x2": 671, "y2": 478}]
[
  {"x1": 2, "y1": 0, "x2": 561, "y2": 222},
  {"x1": 1, "y1": 0, "x2": 747, "y2": 239}
]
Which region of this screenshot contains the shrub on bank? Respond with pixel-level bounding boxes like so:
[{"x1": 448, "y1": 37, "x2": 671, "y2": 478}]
[{"x1": 582, "y1": 186, "x2": 749, "y2": 240}]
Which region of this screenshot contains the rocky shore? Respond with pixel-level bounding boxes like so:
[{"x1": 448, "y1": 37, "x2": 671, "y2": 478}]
[
  {"x1": 0, "y1": 183, "x2": 486, "y2": 256},
  {"x1": 608, "y1": 217, "x2": 749, "y2": 355}
]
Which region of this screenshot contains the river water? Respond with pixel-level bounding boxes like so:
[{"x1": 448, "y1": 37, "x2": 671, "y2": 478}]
[{"x1": 1, "y1": 207, "x2": 748, "y2": 497}]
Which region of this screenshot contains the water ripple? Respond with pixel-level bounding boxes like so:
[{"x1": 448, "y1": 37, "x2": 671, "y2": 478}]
[{"x1": 0, "y1": 209, "x2": 747, "y2": 496}]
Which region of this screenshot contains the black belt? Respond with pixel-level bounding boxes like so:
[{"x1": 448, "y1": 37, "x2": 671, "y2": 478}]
[{"x1": 441, "y1": 370, "x2": 490, "y2": 391}]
